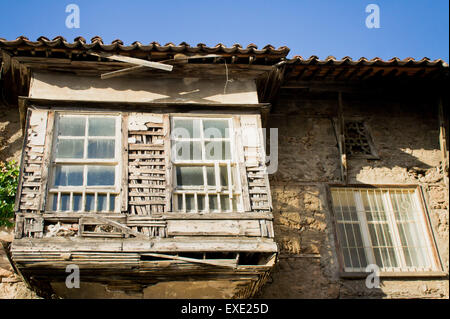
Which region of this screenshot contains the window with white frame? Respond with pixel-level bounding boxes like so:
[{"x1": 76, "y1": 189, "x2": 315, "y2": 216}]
[
  {"x1": 171, "y1": 117, "x2": 243, "y2": 213},
  {"x1": 48, "y1": 113, "x2": 121, "y2": 212},
  {"x1": 331, "y1": 187, "x2": 439, "y2": 273}
]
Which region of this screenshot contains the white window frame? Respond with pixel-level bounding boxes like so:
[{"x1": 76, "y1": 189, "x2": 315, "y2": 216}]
[
  {"x1": 331, "y1": 187, "x2": 441, "y2": 274},
  {"x1": 47, "y1": 112, "x2": 122, "y2": 213},
  {"x1": 171, "y1": 116, "x2": 244, "y2": 213}
]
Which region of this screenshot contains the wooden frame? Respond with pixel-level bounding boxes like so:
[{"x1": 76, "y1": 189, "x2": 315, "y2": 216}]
[
  {"x1": 326, "y1": 184, "x2": 445, "y2": 278},
  {"x1": 47, "y1": 112, "x2": 123, "y2": 213},
  {"x1": 170, "y1": 115, "x2": 244, "y2": 213}
]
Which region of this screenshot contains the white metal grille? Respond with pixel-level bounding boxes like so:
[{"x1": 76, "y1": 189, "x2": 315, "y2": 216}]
[{"x1": 331, "y1": 188, "x2": 438, "y2": 273}]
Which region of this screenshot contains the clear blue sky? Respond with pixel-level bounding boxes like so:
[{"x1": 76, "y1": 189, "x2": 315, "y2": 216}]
[{"x1": 1, "y1": 0, "x2": 448, "y2": 62}]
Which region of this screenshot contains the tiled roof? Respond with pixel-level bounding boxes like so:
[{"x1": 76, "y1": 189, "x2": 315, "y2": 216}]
[
  {"x1": 286, "y1": 55, "x2": 448, "y2": 67},
  {"x1": 0, "y1": 36, "x2": 290, "y2": 56}
]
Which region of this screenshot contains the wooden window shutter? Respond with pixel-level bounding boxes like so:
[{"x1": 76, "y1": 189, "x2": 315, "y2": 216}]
[
  {"x1": 126, "y1": 113, "x2": 172, "y2": 215},
  {"x1": 235, "y1": 114, "x2": 272, "y2": 212},
  {"x1": 14, "y1": 108, "x2": 53, "y2": 214}
]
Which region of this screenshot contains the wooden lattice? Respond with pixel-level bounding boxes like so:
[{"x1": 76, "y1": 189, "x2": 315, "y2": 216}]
[{"x1": 127, "y1": 114, "x2": 170, "y2": 217}]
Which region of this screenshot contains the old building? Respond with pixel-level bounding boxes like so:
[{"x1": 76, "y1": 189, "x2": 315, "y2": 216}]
[{"x1": 0, "y1": 36, "x2": 448, "y2": 298}]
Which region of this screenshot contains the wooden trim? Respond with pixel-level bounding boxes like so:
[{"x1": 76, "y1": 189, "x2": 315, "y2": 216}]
[
  {"x1": 256, "y1": 114, "x2": 273, "y2": 211},
  {"x1": 233, "y1": 116, "x2": 251, "y2": 211},
  {"x1": 163, "y1": 114, "x2": 172, "y2": 213},
  {"x1": 14, "y1": 108, "x2": 31, "y2": 213},
  {"x1": 121, "y1": 113, "x2": 129, "y2": 212},
  {"x1": 417, "y1": 186, "x2": 445, "y2": 272},
  {"x1": 87, "y1": 51, "x2": 173, "y2": 72},
  {"x1": 337, "y1": 92, "x2": 347, "y2": 184},
  {"x1": 38, "y1": 111, "x2": 54, "y2": 211},
  {"x1": 19, "y1": 97, "x2": 270, "y2": 110}
]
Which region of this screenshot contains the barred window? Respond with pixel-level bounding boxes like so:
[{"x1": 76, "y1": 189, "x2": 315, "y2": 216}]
[
  {"x1": 344, "y1": 120, "x2": 377, "y2": 157},
  {"x1": 171, "y1": 117, "x2": 243, "y2": 212},
  {"x1": 48, "y1": 113, "x2": 121, "y2": 212},
  {"x1": 331, "y1": 187, "x2": 439, "y2": 273}
]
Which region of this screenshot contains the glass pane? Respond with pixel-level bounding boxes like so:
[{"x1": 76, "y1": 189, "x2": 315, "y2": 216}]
[
  {"x1": 176, "y1": 166, "x2": 203, "y2": 186},
  {"x1": 109, "y1": 195, "x2": 116, "y2": 212},
  {"x1": 55, "y1": 139, "x2": 84, "y2": 159},
  {"x1": 97, "y1": 194, "x2": 107, "y2": 211},
  {"x1": 206, "y1": 166, "x2": 215, "y2": 186},
  {"x1": 52, "y1": 195, "x2": 58, "y2": 210},
  {"x1": 197, "y1": 195, "x2": 205, "y2": 211},
  {"x1": 54, "y1": 165, "x2": 83, "y2": 186},
  {"x1": 85, "y1": 194, "x2": 95, "y2": 212},
  {"x1": 87, "y1": 139, "x2": 115, "y2": 159},
  {"x1": 174, "y1": 141, "x2": 202, "y2": 160},
  {"x1": 331, "y1": 190, "x2": 357, "y2": 221},
  {"x1": 205, "y1": 141, "x2": 231, "y2": 160},
  {"x1": 203, "y1": 119, "x2": 229, "y2": 139},
  {"x1": 209, "y1": 195, "x2": 218, "y2": 211},
  {"x1": 173, "y1": 119, "x2": 201, "y2": 139},
  {"x1": 61, "y1": 194, "x2": 70, "y2": 211},
  {"x1": 87, "y1": 166, "x2": 115, "y2": 186},
  {"x1": 220, "y1": 195, "x2": 230, "y2": 211},
  {"x1": 59, "y1": 117, "x2": 85, "y2": 136},
  {"x1": 88, "y1": 118, "x2": 115, "y2": 136},
  {"x1": 177, "y1": 194, "x2": 183, "y2": 211},
  {"x1": 220, "y1": 166, "x2": 229, "y2": 188},
  {"x1": 186, "y1": 194, "x2": 195, "y2": 211},
  {"x1": 232, "y1": 196, "x2": 239, "y2": 211},
  {"x1": 73, "y1": 194, "x2": 82, "y2": 211}
]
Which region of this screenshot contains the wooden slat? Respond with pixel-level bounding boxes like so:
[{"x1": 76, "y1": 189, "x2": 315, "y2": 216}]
[
  {"x1": 121, "y1": 113, "x2": 129, "y2": 212},
  {"x1": 39, "y1": 111, "x2": 54, "y2": 211}
]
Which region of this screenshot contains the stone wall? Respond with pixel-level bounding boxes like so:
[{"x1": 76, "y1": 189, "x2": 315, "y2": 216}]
[{"x1": 259, "y1": 89, "x2": 449, "y2": 298}]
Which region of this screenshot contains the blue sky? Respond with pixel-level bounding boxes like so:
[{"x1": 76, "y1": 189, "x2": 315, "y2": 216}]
[{"x1": 0, "y1": 0, "x2": 448, "y2": 62}]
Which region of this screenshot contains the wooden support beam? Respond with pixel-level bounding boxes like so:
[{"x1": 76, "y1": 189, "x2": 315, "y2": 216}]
[
  {"x1": 438, "y1": 97, "x2": 449, "y2": 186},
  {"x1": 141, "y1": 252, "x2": 237, "y2": 269},
  {"x1": 337, "y1": 92, "x2": 347, "y2": 184},
  {"x1": 88, "y1": 51, "x2": 173, "y2": 72}
]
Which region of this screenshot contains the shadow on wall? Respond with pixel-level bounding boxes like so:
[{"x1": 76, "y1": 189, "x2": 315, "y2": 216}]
[{"x1": 0, "y1": 102, "x2": 22, "y2": 163}]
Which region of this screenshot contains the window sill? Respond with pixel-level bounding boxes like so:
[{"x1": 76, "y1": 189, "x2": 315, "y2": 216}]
[{"x1": 339, "y1": 271, "x2": 448, "y2": 279}]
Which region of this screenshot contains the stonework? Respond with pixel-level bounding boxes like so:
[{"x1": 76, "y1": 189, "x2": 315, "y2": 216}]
[{"x1": 258, "y1": 89, "x2": 449, "y2": 298}]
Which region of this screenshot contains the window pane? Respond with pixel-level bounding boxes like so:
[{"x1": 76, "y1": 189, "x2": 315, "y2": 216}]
[
  {"x1": 220, "y1": 195, "x2": 230, "y2": 211},
  {"x1": 205, "y1": 141, "x2": 231, "y2": 160},
  {"x1": 209, "y1": 195, "x2": 218, "y2": 211},
  {"x1": 203, "y1": 119, "x2": 229, "y2": 139},
  {"x1": 59, "y1": 117, "x2": 85, "y2": 136},
  {"x1": 176, "y1": 166, "x2": 203, "y2": 186},
  {"x1": 97, "y1": 194, "x2": 107, "y2": 211},
  {"x1": 88, "y1": 118, "x2": 115, "y2": 136},
  {"x1": 54, "y1": 165, "x2": 83, "y2": 186},
  {"x1": 109, "y1": 195, "x2": 116, "y2": 212},
  {"x1": 337, "y1": 223, "x2": 367, "y2": 269},
  {"x1": 85, "y1": 194, "x2": 95, "y2": 212},
  {"x1": 177, "y1": 194, "x2": 183, "y2": 211},
  {"x1": 173, "y1": 119, "x2": 201, "y2": 139},
  {"x1": 87, "y1": 139, "x2": 115, "y2": 159},
  {"x1": 87, "y1": 166, "x2": 115, "y2": 186},
  {"x1": 55, "y1": 139, "x2": 84, "y2": 159},
  {"x1": 73, "y1": 194, "x2": 82, "y2": 211},
  {"x1": 61, "y1": 194, "x2": 70, "y2": 211},
  {"x1": 220, "y1": 166, "x2": 229, "y2": 188},
  {"x1": 174, "y1": 141, "x2": 202, "y2": 160},
  {"x1": 186, "y1": 194, "x2": 195, "y2": 211},
  {"x1": 52, "y1": 195, "x2": 58, "y2": 210},
  {"x1": 331, "y1": 189, "x2": 357, "y2": 221},
  {"x1": 206, "y1": 166, "x2": 215, "y2": 186},
  {"x1": 197, "y1": 195, "x2": 205, "y2": 211}
]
